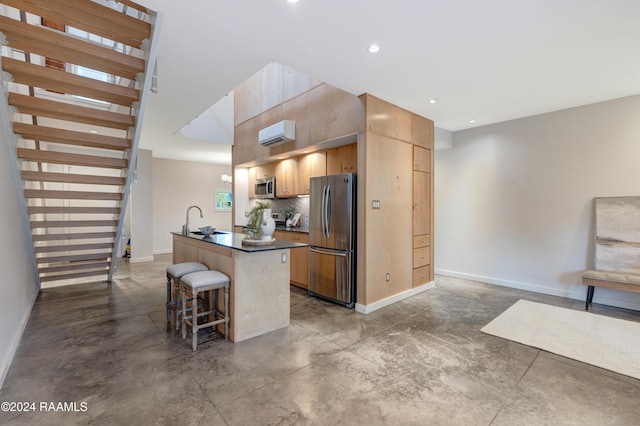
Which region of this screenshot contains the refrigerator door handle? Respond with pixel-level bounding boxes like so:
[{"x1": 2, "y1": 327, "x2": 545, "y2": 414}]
[
  {"x1": 310, "y1": 247, "x2": 347, "y2": 257},
  {"x1": 326, "y1": 184, "x2": 332, "y2": 237},
  {"x1": 321, "y1": 184, "x2": 326, "y2": 238},
  {"x1": 322, "y1": 184, "x2": 329, "y2": 238}
]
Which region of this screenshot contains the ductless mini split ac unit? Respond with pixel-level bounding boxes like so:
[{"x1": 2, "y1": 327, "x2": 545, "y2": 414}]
[{"x1": 258, "y1": 120, "x2": 295, "y2": 147}]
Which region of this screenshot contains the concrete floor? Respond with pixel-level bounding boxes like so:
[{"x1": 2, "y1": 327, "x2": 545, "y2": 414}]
[{"x1": 1, "y1": 254, "x2": 639, "y2": 425}]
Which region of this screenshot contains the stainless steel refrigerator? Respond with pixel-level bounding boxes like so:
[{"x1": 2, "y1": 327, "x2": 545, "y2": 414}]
[{"x1": 308, "y1": 173, "x2": 356, "y2": 308}]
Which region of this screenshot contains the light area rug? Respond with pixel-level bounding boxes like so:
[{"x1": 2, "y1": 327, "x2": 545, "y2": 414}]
[{"x1": 481, "y1": 299, "x2": 640, "y2": 380}]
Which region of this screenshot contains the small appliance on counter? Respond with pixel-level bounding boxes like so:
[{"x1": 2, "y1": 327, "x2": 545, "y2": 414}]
[{"x1": 271, "y1": 212, "x2": 286, "y2": 227}]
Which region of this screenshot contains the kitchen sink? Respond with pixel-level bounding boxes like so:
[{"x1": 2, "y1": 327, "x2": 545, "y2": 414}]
[{"x1": 190, "y1": 230, "x2": 228, "y2": 235}]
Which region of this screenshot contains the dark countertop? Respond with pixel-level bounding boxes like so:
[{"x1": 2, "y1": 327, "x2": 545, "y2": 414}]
[
  {"x1": 275, "y1": 225, "x2": 309, "y2": 234},
  {"x1": 172, "y1": 231, "x2": 308, "y2": 253},
  {"x1": 236, "y1": 225, "x2": 309, "y2": 234}
]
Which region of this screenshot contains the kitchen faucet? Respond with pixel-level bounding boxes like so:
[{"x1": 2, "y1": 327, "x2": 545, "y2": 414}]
[{"x1": 182, "y1": 205, "x2": 203, "y2": 235}]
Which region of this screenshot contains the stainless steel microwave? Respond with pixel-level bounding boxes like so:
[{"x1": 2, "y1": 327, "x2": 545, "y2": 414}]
[{"x1": 255, "y1": 177, "x2": 276, "y2": 199}]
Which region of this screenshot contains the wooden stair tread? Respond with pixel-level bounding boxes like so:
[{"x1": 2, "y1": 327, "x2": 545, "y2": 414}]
[
  {"x1": 15, "y1": 123, "x2": 130, "y2": 151},
  {"x1": 3, "y1": 0, "x2": 151, "y2": 48},
  {"x1": 0, "y1": 15, "x2": 145, "y2": 80},
  {"x1": 38, "y1": 261, "x2": 111, "y2": 275},
  {"x1": 18, "y1": 148, "x2": 127, "y2": 169},
  {"x1": 3, "y1": 58, "x2": 140, "y2": 107},
  {"x1": 116, "y1": 0, "x2": 150, "y2": 15},
  {"x1": 39, "y1": 269, "x2": 109, "y2": 282},
  {"x1": 32, "y1": 232, "x2": 116, "y2": 242},
  {"x1": 30, "y1": 220, "x2": 118, "y2": 229},
  {"x1": 9, "y1": 93, "x2": 135, "y2": 131},
  {"x1": 21, "y1": 170, "x2": 125, "y2": 186},
  {"x1": 35, "y1": 243, "x2": 114, "y2": 253},
  {"x1": 36, "y1": 252, "x2": 112, "y2": 264},
  {"x1": 27, "y1": 206, "x2": 121, "y2": 215},
  {"x1": 24, "y1": 189, "x2": 122, "y2": 200}
]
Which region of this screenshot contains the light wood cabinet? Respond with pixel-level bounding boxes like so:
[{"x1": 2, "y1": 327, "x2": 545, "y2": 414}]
[
  {"x1": 411, "y1": 114, "x2": 434, "y2": 149},
  {"x1": 413, "y1": 246, "x2": 430, "y2": 268},
  {"x1": 298, "y1": 151, "x2": 327, "y2": 194},
  {"x1": 280, "y1": 231, "x2": 309, "y2": 288},
  {"x1": 413, "y1": 146, "x2": 431, "y2": 173},
  {"x1": 413, "y1": 234, "x2": 429, "y2": 249},
  {"x1": 275, "y1": 158, "x2": 299, "y2": 197},
  {"x1": 413, "y1": 265, "x2": 430, "y2": 287},
  {"x1": 413, "y1": 171, "x2": 430, "y2": 235},
  {"x1": 326, "y1": 143, "x2": 357, "y2": 175},
  {"x1": 255, "y1": 163, "x2": 276, "y2": 179},
  {"x1": 275, "y1": 230, "x2": 309, "y2": 289},
  {"x1": 234, "y1": 226, "x2": 245, "y2": 233},
  {"x1": 309, "y1": 83, "x2": 365, "y2": 145},
  {"x1": 412, "y1": 168, "x2": 431, "y2": 287}
]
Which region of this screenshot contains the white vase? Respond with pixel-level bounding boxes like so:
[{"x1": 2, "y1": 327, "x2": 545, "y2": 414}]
[{"x1": 261, "y1": 208, "x2": 276, "y2": 240}]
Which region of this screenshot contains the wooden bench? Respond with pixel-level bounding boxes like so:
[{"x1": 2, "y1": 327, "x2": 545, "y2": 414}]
[{"x1": 582, "y1": 196, "x2": 640, "y2": 310}]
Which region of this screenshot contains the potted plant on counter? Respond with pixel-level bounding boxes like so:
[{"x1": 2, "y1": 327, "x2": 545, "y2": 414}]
[{"x1": 245, "y1": 200, "x2": 275, "y2": 241}]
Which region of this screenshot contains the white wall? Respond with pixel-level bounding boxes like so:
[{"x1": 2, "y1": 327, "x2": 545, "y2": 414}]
[
  {"x1": 435, "y1": 95, "x2": 640, "y2": 310},
  {"x1": 152, "y1": 158, "x2": 232, "y2": 254},
  {"x1": 130, "y1": 149, "x2": 154, "y2": 263},
  {"x1": 0, "y1": 109, "x2": 38, "y2": 388}
]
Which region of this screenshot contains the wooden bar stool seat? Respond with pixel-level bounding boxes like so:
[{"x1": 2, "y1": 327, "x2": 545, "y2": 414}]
[
  {"x1": 180, "y1": 270, "x2": 230, "y2": 351},
  {"x1": 166, "y1": 262, "x2": 208, "y2": 329}
]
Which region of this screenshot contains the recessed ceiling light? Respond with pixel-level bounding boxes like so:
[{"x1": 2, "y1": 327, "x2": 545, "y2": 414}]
[
  {"x1": 368, "y1": 43, "x2": 381, "y2": 54},
  {"x1": 286, "y1": 0, "x2": 299, "y2": 3},
  {"x1": 302, "y1": 150, "x2": 309, "y2": 153},
  {"x1": 429, "y1": 98, "x2": 438, "y2": 104},
  {"x1": 468, "y1": 119, "x2": 477, "y2": 124},
  {"x1": 90, "y1": 130, "x2": 98, "y2": 134}
]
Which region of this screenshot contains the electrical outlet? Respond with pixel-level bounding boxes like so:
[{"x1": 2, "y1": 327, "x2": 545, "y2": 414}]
[
  {"x1": 281, "y1": 253, "x2": 287, "y2": 263},
  {"x1": 386, "y1": 272, "x2": 390, "y2": 281},
  {"x1": 372, "y1": 200, "x2": 381, "y2": 209}
]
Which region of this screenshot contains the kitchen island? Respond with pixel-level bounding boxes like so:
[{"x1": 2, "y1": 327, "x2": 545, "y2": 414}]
[{"x1": 172, "y1": 231, "x2": 308, "y2": 342}]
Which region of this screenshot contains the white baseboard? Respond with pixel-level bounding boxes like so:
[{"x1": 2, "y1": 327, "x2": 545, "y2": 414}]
[
  {"x1": 129, "y1": 255, "x2": 155, "y2": 264},
  {"x1": 435, "y1": 269, "x2": 640, "y2": 312},
  {"x1": 356, "y1": 281, "x2": 436, "y2": 314},
  {"x1": 0, "y1": 300, "x2": 34, "y2": 389},
  {"x1": 153, "y1": 249, "x2": 172, "y2": 255}
]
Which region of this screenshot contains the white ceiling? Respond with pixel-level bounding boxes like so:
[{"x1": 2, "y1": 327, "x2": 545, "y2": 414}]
[{"x1": 138, "y1": 0, "x2": 640, "y2": 165}]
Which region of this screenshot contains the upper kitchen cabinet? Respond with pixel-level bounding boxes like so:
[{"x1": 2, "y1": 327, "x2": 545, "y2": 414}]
[
  {"x1": 412, "y1": 114, "x2": 434, "y2": 149},
  {"x1": 254, "y1": 163, "x2": 276, "y2": 179},
  {"x1": 326, "y1": 144, "x2": 357, "y2": 175},
  {"x1": 275, "y1": 158, "x2": 299, "y2": 197},
  {"x1": 298, "y1": 151, "x2": 327, "y2": 194},
  {"x1": 413, "y1": 145, "x2": 431, "y2": 172},
  {"x1": 309, "y1": 84, "x2": 365, "y2": 145},
  {"x1": 366, "y1": 95, "x2": 412, "y2": 141}
]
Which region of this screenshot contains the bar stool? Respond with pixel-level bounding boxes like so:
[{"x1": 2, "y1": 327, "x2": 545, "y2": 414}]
[
  {"x1": 181, "y1": 270, "x2": 230, "y2": 351},
  {"x1": 166, "y1": 262, "x2": 208, "y2": 329}
]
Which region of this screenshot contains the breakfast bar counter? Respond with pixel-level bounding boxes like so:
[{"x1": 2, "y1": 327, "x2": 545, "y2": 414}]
[{"x1": 171, "y1": 232, "x2": 308, "y2": 342}]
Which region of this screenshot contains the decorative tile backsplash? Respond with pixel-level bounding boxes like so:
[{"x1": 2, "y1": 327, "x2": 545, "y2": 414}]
[{"x1": 271, "y1": 197, "x2": 310, "y2": 228}]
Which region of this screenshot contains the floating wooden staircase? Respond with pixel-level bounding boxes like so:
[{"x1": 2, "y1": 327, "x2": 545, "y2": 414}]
[{"x1": 0, "y1": 0, "x2": 161, "y2": 286}]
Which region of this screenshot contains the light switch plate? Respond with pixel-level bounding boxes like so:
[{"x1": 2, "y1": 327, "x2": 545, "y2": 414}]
[
  {"x1": 281, "y1": 253, "x2": 287, "y2": 263},
  {"x1": 372, "y1": 200, "x2": 381, "y2": 209}
]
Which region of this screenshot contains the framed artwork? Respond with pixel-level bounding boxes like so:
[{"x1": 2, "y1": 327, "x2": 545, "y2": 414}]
[{"x1": 215, "y1": 188, "x2": 232, "y2": 211}]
